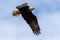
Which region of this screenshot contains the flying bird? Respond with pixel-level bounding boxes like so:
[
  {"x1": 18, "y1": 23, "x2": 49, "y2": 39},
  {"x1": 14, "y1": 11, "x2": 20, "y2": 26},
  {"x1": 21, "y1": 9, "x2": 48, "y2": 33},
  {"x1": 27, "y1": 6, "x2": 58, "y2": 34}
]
[{"x1": 12, "y1": 3, "x2": 41, "y2": 35}]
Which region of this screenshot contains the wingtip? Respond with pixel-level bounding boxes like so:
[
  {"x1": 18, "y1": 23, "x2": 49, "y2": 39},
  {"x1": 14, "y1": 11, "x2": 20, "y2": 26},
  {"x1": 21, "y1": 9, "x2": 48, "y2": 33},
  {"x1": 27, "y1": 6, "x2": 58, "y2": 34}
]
[
  {"x1": 33, "y1": 29, "x2": 41, "y2": 35},
  {"x1": 16, "y1": 3, "x2": 28, "y2": 9}
]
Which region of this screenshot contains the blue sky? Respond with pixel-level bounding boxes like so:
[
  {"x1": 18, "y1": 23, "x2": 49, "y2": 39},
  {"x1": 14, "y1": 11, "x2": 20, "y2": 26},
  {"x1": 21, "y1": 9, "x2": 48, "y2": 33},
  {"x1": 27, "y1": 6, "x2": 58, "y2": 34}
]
[{"x1": 0, "y1": 0, "x2": 60, "y2": 40}]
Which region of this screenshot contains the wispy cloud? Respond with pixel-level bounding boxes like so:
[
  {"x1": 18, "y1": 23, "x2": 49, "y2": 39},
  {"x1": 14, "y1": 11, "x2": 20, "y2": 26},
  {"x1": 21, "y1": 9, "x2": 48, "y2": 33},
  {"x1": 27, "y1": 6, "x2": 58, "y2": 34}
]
[{"x1": 0, "y1": 0, "x2": 60, "y2": 40}]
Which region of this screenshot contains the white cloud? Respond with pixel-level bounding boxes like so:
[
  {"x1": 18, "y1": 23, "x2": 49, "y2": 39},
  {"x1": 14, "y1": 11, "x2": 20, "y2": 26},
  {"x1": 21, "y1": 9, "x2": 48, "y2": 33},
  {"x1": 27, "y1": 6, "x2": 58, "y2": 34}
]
[
  {"x1": 37, "y1": 12, "x2": 60, "y2": 40},
  {"x1": 0, "y1": 11, "x2": 60, "y2": 40},
  {"x1": 0, "y1": 0, "x2": 60, "y2": 40}
]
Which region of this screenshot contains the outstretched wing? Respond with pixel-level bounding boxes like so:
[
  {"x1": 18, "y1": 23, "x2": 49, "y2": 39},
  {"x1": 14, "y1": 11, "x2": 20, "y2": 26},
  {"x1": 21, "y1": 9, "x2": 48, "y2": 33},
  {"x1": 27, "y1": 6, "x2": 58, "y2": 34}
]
[
  {"x1": 29, "y1": 16, "x2": 41, "y2": 35},
  {"x1": 16, "y1": 3, "x2": 41, "y2": 35}
]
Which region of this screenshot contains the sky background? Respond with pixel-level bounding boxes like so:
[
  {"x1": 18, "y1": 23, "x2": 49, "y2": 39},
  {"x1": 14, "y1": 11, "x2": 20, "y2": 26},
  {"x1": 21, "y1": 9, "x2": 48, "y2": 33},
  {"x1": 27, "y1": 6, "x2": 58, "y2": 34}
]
[{"x1": 0, "y1": 0, "x2": 60, "y2": 40}]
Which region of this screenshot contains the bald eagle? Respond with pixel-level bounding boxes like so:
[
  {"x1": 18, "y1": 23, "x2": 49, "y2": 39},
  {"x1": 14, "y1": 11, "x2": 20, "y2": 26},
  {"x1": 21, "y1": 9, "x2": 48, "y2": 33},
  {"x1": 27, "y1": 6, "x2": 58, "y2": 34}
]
[{"x1": 12, "y1": 3, "x2": 41, "y2": 35}]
